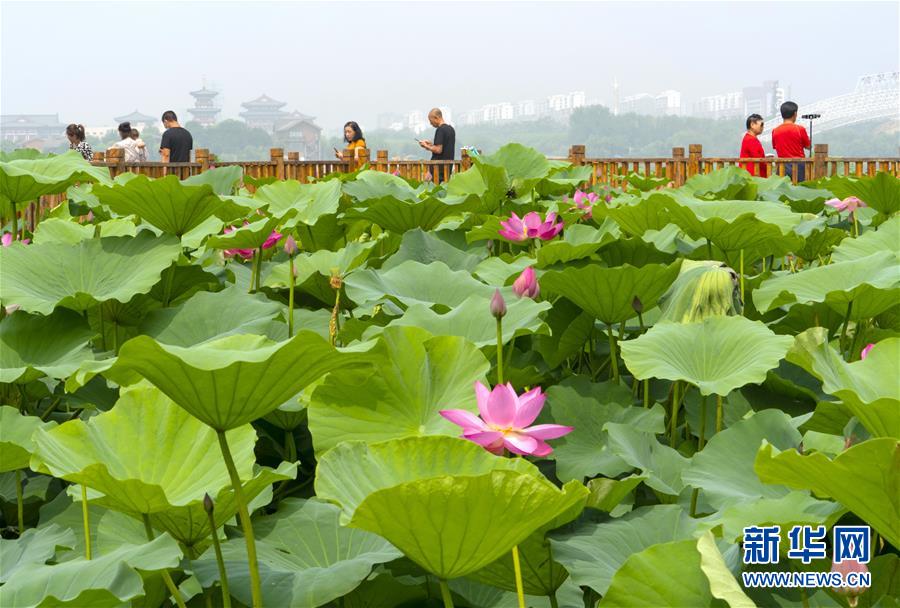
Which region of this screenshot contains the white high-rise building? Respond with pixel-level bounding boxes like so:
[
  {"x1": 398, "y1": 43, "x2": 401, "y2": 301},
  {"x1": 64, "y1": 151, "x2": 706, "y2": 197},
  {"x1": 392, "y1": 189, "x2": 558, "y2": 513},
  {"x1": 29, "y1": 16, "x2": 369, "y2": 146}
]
[
  {"x1": 547, "y1": 91, "x2": 586, "y2": 112},
  {"x1": 655, "y1": 90, "x2": 682, "y2": 116}
]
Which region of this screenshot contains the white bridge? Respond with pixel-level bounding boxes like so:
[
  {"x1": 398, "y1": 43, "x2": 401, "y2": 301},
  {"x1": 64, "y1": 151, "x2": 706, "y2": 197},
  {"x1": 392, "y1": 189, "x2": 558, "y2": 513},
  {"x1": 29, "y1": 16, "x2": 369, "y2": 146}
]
[{"x1": 760, "y1": 72, "x2": 899, "y2": 145}]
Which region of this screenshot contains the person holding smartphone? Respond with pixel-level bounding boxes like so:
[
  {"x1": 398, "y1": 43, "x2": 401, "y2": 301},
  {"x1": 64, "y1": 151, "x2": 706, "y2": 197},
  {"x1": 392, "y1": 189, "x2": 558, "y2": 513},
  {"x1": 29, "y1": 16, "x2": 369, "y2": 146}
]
[
  {"x1": 418, "y1": 108, "x2": 455, "y2": 183},
  {"x1": 334, "y1": 121, "x2": 366, "y2": 160}
]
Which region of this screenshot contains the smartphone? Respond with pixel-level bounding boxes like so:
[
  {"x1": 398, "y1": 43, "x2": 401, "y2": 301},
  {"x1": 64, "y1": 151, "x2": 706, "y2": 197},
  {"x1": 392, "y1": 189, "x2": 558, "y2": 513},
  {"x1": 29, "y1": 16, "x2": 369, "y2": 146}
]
[
  {"x1": 414, "y1": 139, "x2": 422, "y2": 144},
  {"x1": 333, "y1": 147, "x2": 340, "y2": 154}
]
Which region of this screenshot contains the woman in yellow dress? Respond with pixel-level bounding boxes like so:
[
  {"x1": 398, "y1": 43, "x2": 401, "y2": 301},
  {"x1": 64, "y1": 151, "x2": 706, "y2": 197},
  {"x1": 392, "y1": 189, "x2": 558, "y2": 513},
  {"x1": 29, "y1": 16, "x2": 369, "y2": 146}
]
[{"x1": 334, "y1": 121, "x2": 366, "y2": 160}]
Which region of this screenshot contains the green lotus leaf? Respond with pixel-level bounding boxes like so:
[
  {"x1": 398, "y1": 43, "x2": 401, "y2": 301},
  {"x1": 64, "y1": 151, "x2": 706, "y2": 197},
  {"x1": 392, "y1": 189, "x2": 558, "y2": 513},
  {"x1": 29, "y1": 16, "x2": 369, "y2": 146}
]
[
  {"x1": 754, "y1": 438, "x2": 900, "y2": 548},
  {"x1": 0, "y1": 523, "x2": 74, "y2": 583},
  {"x1": 383, "y1": 228, "x2": 484, "y2": 272},
  {"x1": 0, "y1": 530, "x2": 182, "y2": 608},
  {"x1": 149, "y1": 263, "x2": 221, "y2": 307},
  {"x1": 0, "y1": 309, "x2": 95, "y2": 383},
  {"x1": 664, "y1": 194, "x2": 805, "y2": 252},
  {"x1": 592, "y1": 193, "x2": 671, "y2": 236},
  {"x1": 344, "y1": 191, "x2": 480, "y2": 233},
  {"x1": 620, "y1": 316, "x2": 794, "y2": 395},
  {"x1": 683, "y1": 166, "x2": 757, "y2": 200},
  {"x1": 475, "y1": 143, "x2": 553, "y2": 193},
  {"x1": 0, "y1": 149, "x2": 45, "y2": 161},
  {"x1": 472, "y1": 255, "x2": 535, "y2": 286},
  {"x1": 625, "y1": 173, "x2": 670, "y2": 193},
  {"x1": 550, "y1": 504, "x2": 700, "y2": 595},
  {"x1": 140, "y1": 286, "x2": 282, "y2": 347},
  {"x1": 753, "y1": 251, "x2": 900, "y2": 319},
  {"x1": 540, "y1": 261, "x2": 682, "y2": 324},
  {"x1": 0, "y1": 407, "x2": 56, "y2": 472},
  {"x1": 344, "y1": 260, "x2": 494, "y2": 312},
  {"x1": 204, "y1": 215, "x2": 281, "y2": 250},
  {"x1": 682, "y1": 410, "x2": 801, "y2": 509},
  {"x1": 193, "y1": 498, "x2": 402, "y2": 608},
  {"x1": 599, "y1": 533, "x2": 753, "y2": 608},
  {"x1": 815, "y1": 172, "x2": 900, "y2": 215},
  {"x1": 112, "y1": 331, "x2": 372, "y2": 430},
  {"x1": 535, "y1": 221, "x2": 620, "y2": 267},
  {"x1": 367, "y1": 294, "x2": 550, "y2": 348},
  {"x1": 343, "y1": 170, "x2": 419, "y2": 203},
  {"x1": 832, "y1": 216, "x2": 900, "y2": 262},
  {"x1": 711, "y1": 492, "x2": 844, "y2": 544},
  {"x1": 0, "y1": 150, "x2": 110, "y2": 207},
  {"x1": 444, "y1": 162, "x2": 509, "y2": 213},
  {"x1": 308, "y1": 326, "x2": 489, "y2": 454},
  {"x1": 181, "y1": 165, "x2": 243, "y2": 195},
  {"x1": 786, "y1": 328, "x2": 899, "y2": 438},
  {"x1": 264, "y1": 240, "x2": 378, "y2": 305},
  {"x1": 315, "y1": 435, "x2": 588, "y2": 580},
  {"x1": 31, "y1": 216, "x2": 137, "y2": 245},
  {"x1": 753, "y1": 175, "x2": 833, "y2": 212},
  {"x1": 252, "y1": 179, "x2": 342, "y2": 225},
  {"x1": 92, "y1": 174, "x2": 247, "y2": 237},
  {"x1": 0, "y1": 232, "x2": 182, "y2": 315},
  {"x1": 546, "y1": 378, "x2": 665, "y2": 482},
  {"x1": 657, "y1": 261, "x2": 742, "y2": 323},
  {"x1": 532, "y1": 299, "x2": 595, "y2": 369},
  {"x1": 604, "y1": 423, "x2": 690, "y2": 495},
  {"x1": 585, "y1": 475, "x2": 647, "y2": 513},
  {"x1": 795, "y1": 225, "x2": 847, "y2": 261}
]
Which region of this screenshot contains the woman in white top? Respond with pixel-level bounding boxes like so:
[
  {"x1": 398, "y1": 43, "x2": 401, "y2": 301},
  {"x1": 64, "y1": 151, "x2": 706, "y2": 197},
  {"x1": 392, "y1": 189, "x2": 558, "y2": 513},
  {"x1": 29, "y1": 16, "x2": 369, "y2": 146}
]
[{"x1": 110, "y1": 121, "x2": 146, "y2": 162}]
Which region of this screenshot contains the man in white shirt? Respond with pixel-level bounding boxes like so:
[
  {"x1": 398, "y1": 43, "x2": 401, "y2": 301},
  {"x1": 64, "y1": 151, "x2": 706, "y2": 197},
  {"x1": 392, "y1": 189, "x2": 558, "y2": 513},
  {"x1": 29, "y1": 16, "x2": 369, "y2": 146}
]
[{"x1": 110, "y1": 121, "x2": 145, "y2": 162}]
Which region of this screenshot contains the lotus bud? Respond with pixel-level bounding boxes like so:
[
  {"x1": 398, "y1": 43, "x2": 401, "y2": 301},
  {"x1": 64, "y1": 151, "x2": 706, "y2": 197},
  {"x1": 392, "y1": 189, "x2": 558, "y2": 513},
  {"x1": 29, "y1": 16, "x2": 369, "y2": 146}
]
[
  {"x1": 513, "y1": 267, "x2": 539, "y2": 299},
  {"x1": 203, "y1": 493, "x2": 214, "y2": 514},
  {"x1": 632, "y1": 295, "x2": 644, "y2": 314},
  {"x1": 86, "y1": 211, "x2": 94, "y2": 223},
  {"x1": 860, "y1": 343, "x2": 875, "y2": 360},
  {"x1": 329, "y1": 270, "x2": 343, "y2": 290},
  {"x1": 843, "y1": 435, "x2": 855, "y2": 450},
  {"x1": 283, "y1": 235, "x2": 298, "y2": 256},
  {"x1": 831, "y1": 559, "x2": 869, "y2": 607},
  {"x1": 423, "y1": 171, "x2": 433, "y2": 182},
  {"x1": 490, "y1": 289, "x2": 507, "y2": 319}
]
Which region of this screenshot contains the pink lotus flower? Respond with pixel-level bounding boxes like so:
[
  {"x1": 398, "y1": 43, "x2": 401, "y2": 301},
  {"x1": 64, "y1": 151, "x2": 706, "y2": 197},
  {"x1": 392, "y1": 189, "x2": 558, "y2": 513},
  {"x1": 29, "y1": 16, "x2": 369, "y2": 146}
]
[
  {"x1": 440, "y1": 381, "x2": 573, "y2": 457},
  {"x1": 513, "y1": 267, "x2": 539, "y2": 298},
  {"x1": 391, "y1": 169, "x2": 401, "y2": 176},
  {"x1": 498, "y1": 212, "x2": 564, "y2": 242},
  {"x1": 825, "y1": 196, "x2": 867, "y2": 213},
  {"x1": 831, "y1": 559, "x2": 869, "y2": 606},
  {"x1": 262, "y1": 230, "x2": 283, "y2": 250},
  {"x1": 283, "y1": 235, "x2": 298, "y2": 255},
  {"x1": 2, "y1": 233, "x2": 29, "y2": 246},
  {"x1": 222, "y1": 224, "x2": 282, "y2": 259},
  {"x1": 490, "y1": 289, "x2": 507, "y2": 319},
  {"x1": 570, "y1": 190, "x2": 599, "y2": 218},
  {"x1": 860, "y1": 343, "x2": 875, "y2": 360}
]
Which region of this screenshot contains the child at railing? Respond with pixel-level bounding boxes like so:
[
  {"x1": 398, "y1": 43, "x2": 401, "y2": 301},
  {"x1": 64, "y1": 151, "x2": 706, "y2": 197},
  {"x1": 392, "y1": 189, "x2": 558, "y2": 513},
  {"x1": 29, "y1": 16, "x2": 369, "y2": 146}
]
[{"x1": 740, "y1": 114, "x2": 768, "y2": 177}]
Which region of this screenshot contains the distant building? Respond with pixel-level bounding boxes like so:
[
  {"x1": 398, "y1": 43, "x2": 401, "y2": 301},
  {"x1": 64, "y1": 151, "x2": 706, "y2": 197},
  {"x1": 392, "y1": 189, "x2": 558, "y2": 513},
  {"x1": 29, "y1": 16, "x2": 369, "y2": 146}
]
[
  {"x1": 743, "y1": 80, "x2": 784, "y2": 118},
  {"x1": 113, "y1": 110, "x2": 156, "y2": 130},
  {"x1": 547, "y1": 91, "x2": 586, "y2": 112},
  {"x1": 1, "y1": 114, "x2": 65, "y2": 144},
  {"x1": 188, "y1": 85, "x2": 221, "y2": 126},
  {"x1": 620, "y1": 93, "x2": 657, "y2": 116},
  {"x1": 693, "y1": 80, "x2": 786, "y2": 120},
  {"x1": 516, "y1": 100, "x2": 536, "y2": 119},
  {"x1": 239, "y1": 94, "x2": 289, "y2": 134},
  {"x1": 693, "y1": 91, "x2": 744, "y2": 119},
  {"x1": 376, "y1": 112, "x2": 405, "y2": 131},
  {"x1": 655, "y1": 90, "x2": 682, "y2": 116},
  {"x1": 273, "y1": 111, "x2": 321, "y2": 160}
]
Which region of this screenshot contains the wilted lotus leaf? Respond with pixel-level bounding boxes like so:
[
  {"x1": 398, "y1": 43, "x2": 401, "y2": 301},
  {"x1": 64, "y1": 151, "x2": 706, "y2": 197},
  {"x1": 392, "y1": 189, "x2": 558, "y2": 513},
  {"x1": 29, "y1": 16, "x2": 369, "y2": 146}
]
[{"x1": 315, "y1": 435, "x2": 587, "y2": 580}]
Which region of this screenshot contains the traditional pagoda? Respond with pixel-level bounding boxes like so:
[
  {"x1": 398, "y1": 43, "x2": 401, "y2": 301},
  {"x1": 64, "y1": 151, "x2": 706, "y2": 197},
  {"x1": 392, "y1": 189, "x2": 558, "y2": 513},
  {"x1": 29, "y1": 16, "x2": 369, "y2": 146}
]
[
  {"x1": 113, "y1": 110, "x2": 156, "y2": 130},
  {"x1": 239, "y1": 94, "x2": 288, "y2": 134},
  {"x1": 188, "y1": 84, "x2": 220, "y2": 126}
]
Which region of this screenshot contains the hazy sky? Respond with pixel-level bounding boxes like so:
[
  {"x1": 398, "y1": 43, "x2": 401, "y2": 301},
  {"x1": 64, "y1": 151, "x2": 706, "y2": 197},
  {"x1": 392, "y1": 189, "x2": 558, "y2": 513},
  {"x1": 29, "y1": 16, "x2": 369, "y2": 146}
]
[{"x1": 2, "y1": 1, "x2": 898, "y2": 132}]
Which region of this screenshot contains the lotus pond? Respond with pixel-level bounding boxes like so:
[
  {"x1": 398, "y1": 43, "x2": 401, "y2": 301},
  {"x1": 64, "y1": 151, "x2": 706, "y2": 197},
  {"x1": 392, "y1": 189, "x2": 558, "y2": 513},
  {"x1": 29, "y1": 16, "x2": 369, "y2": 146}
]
[{"x1": 0, "y1": 146, "x2": 898, "y2": 608}]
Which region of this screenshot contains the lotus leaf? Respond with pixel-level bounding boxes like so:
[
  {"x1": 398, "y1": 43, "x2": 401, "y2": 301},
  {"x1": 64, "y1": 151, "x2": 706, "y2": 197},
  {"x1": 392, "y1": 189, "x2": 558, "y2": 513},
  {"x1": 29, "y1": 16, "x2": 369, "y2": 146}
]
[
  {"x1": 0, "y1": 407, "x2": 56, "y2": 472},
  {"x1": 181, "y1": 165, "x2": 243, "y2": 195},
  {"x1": 754, "y1": 438, "x2": 900, "y2": 548},
  {"x1": 815, "y1": 172, "x2": 900, "y2": 215},
  {"x1": 540, "y1": 261, "x2": 681, "y2": 324},
  {"x1": 308, "y1": 326, "x2": 489, "y2": 453},
  {"x1": 193, "y1": 498, "x2": 402, "y2": 608},
  {"x1": 0, "y1": 150, "x2": 109, "y2": 207},
  {"x1": 0, "y1": 309, "x2": 95, "y2": 383},
  {"x1": 252, "y1": 179, "x2": 342, "y2": 225},
  {"x1": 0, "y1": 232, "x2": 182, "y2": 315},
  {"x1": 832, "y1": 215, "x2": 900, "y2": 262},
  {"x1": 620, "y1": 316, "x2": 794, "y2": 395},
  {"x1": 315, "y1": 435, "x2": 588, "y2": 580},
  {"x1": 204, "y1": 215, "x2": 281, "y2": 250},
  {"x1": 535, "y1": 221, "x2": 620, "y2": 267}
]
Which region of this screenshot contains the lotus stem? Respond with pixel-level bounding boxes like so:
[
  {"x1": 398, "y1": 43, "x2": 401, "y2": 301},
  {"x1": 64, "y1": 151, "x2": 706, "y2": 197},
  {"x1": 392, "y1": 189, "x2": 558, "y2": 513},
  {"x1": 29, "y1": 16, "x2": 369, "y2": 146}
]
[
  {"x1": 669, "y1": 382, "x2": 681, "y2": 447},
  {"x1": 512, "y1": 545, "x2": 526, "y2": 608},
  {"x1": 849, "y1": 320, "x2": 865, "y2": 362},
  {"x1": 81, "y1": 485, "x2": 92, "y2": 560},
  {"x1": 330, "y1": 286, "x2": 341, "y2": 347},
  {"x1": 216, "y1": 430, "x2": 263, "y2": 608},
  {"x1": 739, "y1": 249, "x2": 745, "y2": 306},
  {"x1": 10, "y1": 201, "x2": 17, "y2": 242},
  {"x1": 15, "y1": 469, "x2": 24, "y2": 532},
  {"x1": 706, "y1": 238, "x2": 712, "y2": 259},
  {"x1": 496, "y1": 318, "x2": 504, "y2": 385},
  {"x1": 839, "y1": 301, "x2": 853, "y2": 355},
  {"x1": 607, "y1": 325, "x2": 619, "y2": 384},
  {"x1": 689, "y1": 488, "x2": 700, "y2": 518},
  {"x1": 715, "y1": 394, "x2": 724, "y2": 433},
  {"x1": 287, "y1": 256, "x2": 295, "y2": 338},
  {"x1": 549, "y1": 594, "x2": 560, "y2": 608},
  {"x1": 98, "y1": 305, "x2": 107, "y2": 351},
  {"x1": 141, "y1": 514, "x2": 188, "y2": 608},
  {"x1": 438, "y1": 578, "x2": 454, "y2": 608},
  {"x1": 254, "y1": 247, "x2": 262, "y2": 291},
  {"x1": 852, "y1": 211, "x2": 859, "y2": 237},
  {"x1": 643, "y1": 379, "x2": 650, "y2": 408},
  {"x1": 249, "y1": 250, "x2": 259, "y2": 294},
  {"x1": 203, "y1": 499, "x2": 232, "y2": 608}
]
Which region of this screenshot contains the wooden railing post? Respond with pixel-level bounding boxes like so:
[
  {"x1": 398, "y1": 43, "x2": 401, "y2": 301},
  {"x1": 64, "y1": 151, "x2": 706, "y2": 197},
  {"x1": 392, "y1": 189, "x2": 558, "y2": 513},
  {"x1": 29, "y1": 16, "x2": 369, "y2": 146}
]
[
  {"x1": 671, "y1": 147, "x2": 685, "y2": 187},
  {"x1": 356, "y1": 148, "x2": 371, "y2": 171},
  {"x1": 287, "y1": 152, "x2": 299, "y2": 161},
  {"x1": 195, "y1": 148, "x2": 210, "y2": 173},
  {"x1": 812, "y1": 143, "x2": 828, "y2": 180},
  {"x1": 106, "y1": 147, "x2": 125, "y2": 178},
  {"x1": 270, "y1": 148, "x2": 285, "y2": 180},
  {"x1": 568, "y1": 144, "x2": 586, "y2": 166},
  {"x1": 688, "y1": 144, "x2": 702, "y2": 179},
  {"x1": 92, "y1": 151, "x2": 104, "y2": 163},
  {"x1": 376, "y1": 150, "x2": 388, "y2": 172}
]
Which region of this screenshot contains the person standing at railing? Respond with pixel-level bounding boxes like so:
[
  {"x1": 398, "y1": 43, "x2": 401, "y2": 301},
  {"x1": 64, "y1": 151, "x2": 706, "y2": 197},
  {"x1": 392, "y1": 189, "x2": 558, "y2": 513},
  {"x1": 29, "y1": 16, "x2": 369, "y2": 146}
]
[
  {"x1": 65, "y1": 124, "x2": 93, "y2": 161},
  {"x1": 418, "y1": 108, "x2": 455, "y2": 183},
  {"x1": 159, "y1": 110, "x2": 193, "y2": 163},
  {"x1": 130, "y1": 128, "x2": 149, "y2": 162},
  {"x1": 110, "y1": 122, "x2": 145, "y2": 163},
  {"x1": 739, "y1": 114, "x2": 768, "y2": 177},
  {"x1": 334, "y1": 121, "x2": 366, "y2": 160},
  {"x1": 772, "y1": 101, "x2": 810, "y2": 182}
]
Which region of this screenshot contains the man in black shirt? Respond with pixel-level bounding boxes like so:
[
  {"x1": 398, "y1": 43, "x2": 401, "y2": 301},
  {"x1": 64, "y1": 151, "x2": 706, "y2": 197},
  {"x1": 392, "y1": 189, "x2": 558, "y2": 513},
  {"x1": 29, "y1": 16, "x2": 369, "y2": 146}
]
[
  {"x1": 159, "y1": 110, "x2": 193, "y2": 163},
  {"x1": 418, "y1": 108, "x2": 455, "y2": 183}
]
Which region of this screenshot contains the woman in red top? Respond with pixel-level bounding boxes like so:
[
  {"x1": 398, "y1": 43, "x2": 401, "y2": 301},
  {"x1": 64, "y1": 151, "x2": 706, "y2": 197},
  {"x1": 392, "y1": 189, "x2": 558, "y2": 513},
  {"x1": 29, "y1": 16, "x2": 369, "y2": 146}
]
[{"x1": 739, "y1": 114, "x2": 768, "y2": 177}]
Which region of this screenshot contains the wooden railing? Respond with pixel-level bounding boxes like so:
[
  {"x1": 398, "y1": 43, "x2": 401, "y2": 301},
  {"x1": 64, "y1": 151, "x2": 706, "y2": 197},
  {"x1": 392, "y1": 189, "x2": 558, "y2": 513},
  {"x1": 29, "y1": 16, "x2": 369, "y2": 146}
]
[{"x1": 92, "y1": 144, "x2": 899, "y2": 190}]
